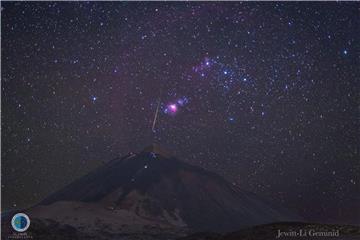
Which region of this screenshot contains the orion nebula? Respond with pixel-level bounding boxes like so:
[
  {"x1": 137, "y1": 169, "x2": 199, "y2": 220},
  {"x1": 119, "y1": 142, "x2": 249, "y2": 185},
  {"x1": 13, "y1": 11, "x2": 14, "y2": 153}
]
[
  {"x1": 164, "y1": 97, "x2": 189, "y2": 115},
  {"x1": 165, "y1": 103, "x2": 178, "y2": 115}
]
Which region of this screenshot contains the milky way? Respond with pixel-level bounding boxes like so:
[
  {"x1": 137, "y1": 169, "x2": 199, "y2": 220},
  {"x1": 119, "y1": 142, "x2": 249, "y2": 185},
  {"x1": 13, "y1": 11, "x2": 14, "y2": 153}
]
[{"x1": 1, "y1": 2, "x2": 359, "y2": 224}]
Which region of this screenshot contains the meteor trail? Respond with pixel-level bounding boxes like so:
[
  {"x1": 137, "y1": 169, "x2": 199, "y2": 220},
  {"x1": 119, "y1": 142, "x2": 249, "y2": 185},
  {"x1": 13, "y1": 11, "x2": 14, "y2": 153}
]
[{"x1": 152, "y1": 96, "x2": 161, "y2": 132}]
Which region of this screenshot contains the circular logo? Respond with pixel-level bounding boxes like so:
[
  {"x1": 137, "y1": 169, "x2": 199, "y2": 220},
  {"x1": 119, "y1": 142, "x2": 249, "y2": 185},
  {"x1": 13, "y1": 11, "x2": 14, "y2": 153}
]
[{"x1": 11, "y1": 213, "x2": 30, "y2": 232}]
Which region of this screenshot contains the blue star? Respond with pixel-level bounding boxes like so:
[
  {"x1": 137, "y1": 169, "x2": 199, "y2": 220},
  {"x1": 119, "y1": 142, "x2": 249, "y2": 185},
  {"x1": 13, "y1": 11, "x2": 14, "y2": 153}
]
[
  {"x1": 343, "y1": 49, "x2": 348, "y2": 55},
  {"x1": 223, "y1": 70, "x2": 228, "y2": 75},
  {"x1": 91, "y1": 96, "x2": 97, "y2": 102}
]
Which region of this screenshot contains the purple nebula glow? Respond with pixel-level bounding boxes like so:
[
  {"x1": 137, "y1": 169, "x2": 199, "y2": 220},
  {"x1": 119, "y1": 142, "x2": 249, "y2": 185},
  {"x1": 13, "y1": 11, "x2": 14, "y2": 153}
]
[
  {"x1": 164, "y1": 96, "x2": 188, "y2": 116},
  {"x1": 169, "y1": 104, "x2": 177, "y2": 112},
  {"x1": 164, "y1": 103, "x2": 178, "y2": 115}
]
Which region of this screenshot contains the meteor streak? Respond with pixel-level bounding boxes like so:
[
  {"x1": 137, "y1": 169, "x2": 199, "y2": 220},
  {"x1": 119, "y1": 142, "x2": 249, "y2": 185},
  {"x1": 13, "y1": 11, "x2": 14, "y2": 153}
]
[{"x1": 152, "y1": 97, "x2": 161, "y2": 132}]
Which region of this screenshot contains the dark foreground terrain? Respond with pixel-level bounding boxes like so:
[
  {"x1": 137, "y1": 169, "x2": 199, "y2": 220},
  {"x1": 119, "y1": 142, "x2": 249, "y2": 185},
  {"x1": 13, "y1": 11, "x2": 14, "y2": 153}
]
[
  {"x1": 2, "y1": 146, "x2": 359, "y2": 240},
  {"x1": 180, "y1": 222, "x2": 360, "y2": 240},
  {"x1": 2, "y1": 220, "x2": 360, "y2": 240}
]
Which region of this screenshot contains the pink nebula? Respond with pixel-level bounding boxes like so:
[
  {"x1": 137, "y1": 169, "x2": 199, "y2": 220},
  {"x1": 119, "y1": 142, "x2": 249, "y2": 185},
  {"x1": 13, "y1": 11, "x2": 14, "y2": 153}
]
[{"x1": 169, "y1": 104, "x2": 177, "y2": 112}]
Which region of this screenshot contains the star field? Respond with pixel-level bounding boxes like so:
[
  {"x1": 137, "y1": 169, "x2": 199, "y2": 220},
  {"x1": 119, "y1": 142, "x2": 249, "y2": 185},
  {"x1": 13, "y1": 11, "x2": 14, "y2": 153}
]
[{"x1": 1, "y1": 2, "x2": 359, "y2": 224}]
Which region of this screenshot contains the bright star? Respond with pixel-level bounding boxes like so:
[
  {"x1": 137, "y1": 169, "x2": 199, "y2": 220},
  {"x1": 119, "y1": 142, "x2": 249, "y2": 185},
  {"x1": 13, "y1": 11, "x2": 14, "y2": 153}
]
[{"x1": 177, "y1": 99, "x2": 184, "y2": 105}]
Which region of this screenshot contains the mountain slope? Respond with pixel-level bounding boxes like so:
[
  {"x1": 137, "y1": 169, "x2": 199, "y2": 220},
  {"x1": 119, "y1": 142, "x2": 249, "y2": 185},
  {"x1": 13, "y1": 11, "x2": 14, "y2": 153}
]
[{"x1": 34, "y1": 144, "x2": 300, "y2": 233}]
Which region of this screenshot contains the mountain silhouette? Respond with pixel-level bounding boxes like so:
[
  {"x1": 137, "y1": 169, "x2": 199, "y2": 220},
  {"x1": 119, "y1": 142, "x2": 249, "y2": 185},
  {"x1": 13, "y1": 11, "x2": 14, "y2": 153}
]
[{"x1": 32, "y1": 144, "x2": 299, "y2": 234}]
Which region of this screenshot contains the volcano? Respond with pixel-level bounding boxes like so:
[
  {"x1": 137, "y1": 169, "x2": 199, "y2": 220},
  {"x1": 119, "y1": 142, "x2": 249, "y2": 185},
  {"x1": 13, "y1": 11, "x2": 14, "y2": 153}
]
[{"x1": 4, "y1": 144, "x2": 301, "y2": 239}]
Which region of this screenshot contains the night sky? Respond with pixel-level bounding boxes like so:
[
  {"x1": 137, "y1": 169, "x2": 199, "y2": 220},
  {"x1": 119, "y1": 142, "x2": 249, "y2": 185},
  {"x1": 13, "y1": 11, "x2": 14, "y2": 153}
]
[{"x1": 1, "y1": 2, "x2": 359, "y2": 224}]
